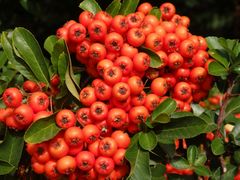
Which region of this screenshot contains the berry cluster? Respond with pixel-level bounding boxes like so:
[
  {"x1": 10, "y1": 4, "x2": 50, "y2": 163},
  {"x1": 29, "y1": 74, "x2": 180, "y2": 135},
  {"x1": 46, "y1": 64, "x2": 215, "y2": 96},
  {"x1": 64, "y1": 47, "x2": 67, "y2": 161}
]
[{"x1": 0, "y1": 81, "x2": 51, "y2": 130}]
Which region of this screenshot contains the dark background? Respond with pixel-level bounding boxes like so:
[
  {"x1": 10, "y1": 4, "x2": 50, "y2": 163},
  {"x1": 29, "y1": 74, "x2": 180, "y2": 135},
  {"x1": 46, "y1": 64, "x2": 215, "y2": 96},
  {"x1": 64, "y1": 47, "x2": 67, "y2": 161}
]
[{"x1": 0, "y1": 0, "x2": 239, "y2": 45}]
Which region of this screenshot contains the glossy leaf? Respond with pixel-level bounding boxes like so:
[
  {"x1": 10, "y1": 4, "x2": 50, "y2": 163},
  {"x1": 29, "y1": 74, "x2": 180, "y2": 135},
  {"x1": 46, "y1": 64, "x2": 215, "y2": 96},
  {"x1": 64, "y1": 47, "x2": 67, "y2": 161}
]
[
  {"x1": 139, "y1": 131, "x2": 157, "y2": 151},
  {"x1": 139, "y1": 47, "x2": 163, "y2": 68},
  {"x1": 171, "y1": 112, "x2": 193, "y2": 119},
  {"x1": 12, "y1": 27, "x2": 49, "y2": 85},
  {"x1": 65, "y1": 62, "x2": 81, "y2": 101},
  {"x1": 0, "y1": 130, "x2": 24, "y2": 172},
  {"x1": 79, "y1": 0, "x2": 101, "y2": 15},
  {"x1": 221, "y1": 165, "x2": 237, "y2": 180},
  {"x1": 44, "y1": 35, "x2": 57, "y2": 54},
  {"x1": 125, "y1": 134, "x2": 151, "y2": 180},
  {"x1": 157, "y1": 116, "x2": 217, "y2": 141},
  {"x1": 0, "y1": 160, "x2": 14, "y2": 175},
  {"x1": 58, "y1": 52, "x2": 68, "y2": 84},
  {"x1": 191, "y1": 104, "x2": 205, "y2": 116},
  {"x1": 106, "y1": 0, "x2": 121, "y2": 17},
  {"x1": 208, "y1": 49, "x2": 229, "y2": 68},
  {"x1": 206, "y1": 36, "x2": 225, "y2": 50},
  {"x1": 208, "y1": 61, "x2": 228, "y2": 77},
  {"x1": 51, "y1": 39, "x2": 66, "y2": 74},
  {"x1": 170, "y1": 157, "x2": 190, "y2": 169},
  {"x1": 0, "y1": 51, "x2": 8, "y2": 69},
  {"x1": 229, "y1": 122, "x2": 240, "y2": 146},
  {"x1": 152, "y1": 98, "x2": 177, "y2": 118},
  {"x1": 1, "y1": 32, "x2": 37, "y2": 81},
  {"x1": 152, "y1": 113, "x2": 170, "y2": 124},
  {"x1": 194, "y1": 153, "x2": 207, "y2": 166},
  {"x1": 149, "y1": 7, "x2": 161, "y2": 20},
  {"x1": 211, "y1": 137, "x2": 225, "y2": 155},
  {"x1": 225, "y1": 96, "x2": 240, "y2": 119},
  {"x1": 119, "y1": 0, "x2": 139, "y2": 15},
  {"x1": 187, "y1": 145, "x2": 198, "y2": 165},
  {"x1": 194, "y1": 166, "x2": 212, "y2": 176},
  {"x1": 211, "y1": 167, "x2": 221, "y2": 180},
  {"x1": 24, "y1": 113, "x2": 62, "y2": 144}
]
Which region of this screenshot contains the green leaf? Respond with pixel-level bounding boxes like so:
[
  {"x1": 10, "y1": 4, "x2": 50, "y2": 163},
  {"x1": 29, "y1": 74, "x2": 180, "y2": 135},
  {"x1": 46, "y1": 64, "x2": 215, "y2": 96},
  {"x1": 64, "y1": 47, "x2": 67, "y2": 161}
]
[
  {"x1": 208, "y1": 61, "x2": 228, "y2": 77},
  {"x1": 65, "y1": 62, "x2": 81, "y2": 101},
  {"x1": 194, "y1": 166, "x2": 212, "y2": 176},
  {"x1": 221, "y1": 165, "x2": 237, "y2": 180},
  {"x1": 149, "y1": 7, "x2": 161, "y2": 20},
  {"x1": 1, "y1": 32, "x2": 37, "y2": 81},
  {"x1": 139, "y1": 131, "x2": 157, "y2": 151},
  {"x1": 0, "y1": 130, "x2": 24, "y2": 172},
  {"x1": 206, "y1": 36, "x2": 225, "y2": 50},
  {"x1": 194, "y1": 153, "x2": 207, "y2": 166},
  {"x1": 157, "y1": 116, "x2": 217, "y2": 142},
  {"x1": 12, "y1": 27, "x2": 49, "y2": 86},
  {"x1": 0, "y1": 160, "x2": 14, "y2": 175},
  {"x1": 44, "y1": 35, "x2": 57, "y2": 54},
  {"x1": 125, "y1": 133, "x2": 151, "y2": 180},
  {"x1": 152, "y1": 113, "x2": 170, "y2": 124},
  {"x1": 24, "y1": 113, "x2": 62, "y2": 144},
  {"x1": 199, "y1": 111, "x2": 217, "y2": 132},
  {"x1": 106, "y1": 0, "x2": 121, "y2": 17},
  {"x1": 119, "y1": 0, "x2": 139, "y2": 15},
  {"x1": 191, "y1": 104, "x2": 205, "y2": 116},
  {"x1": 171, "y1": 112, "x2": 193, "y2": 119},
  {"x1": 139, "y1": 47, "x2": 163, "y2": 68},
  {"x1": 58, "y1": 52, "x2": 68, "y2": 84},
  {"x1": 208, "y1": 49, "x2": 229, "y2": 68},
  {"x1": 229, "y1": 122, "x2": 240, "y2": 146},
  {"x1": 211, "y1": 167, "x2": 221, "y2": 180},
  {"x1": 187, "y1": 145, "x2": 198, "y2": 165},
  {"x1": 211, "y1": 137, "x2": 225, "y2": 155},
  {"x1": 150, "y1": 164, "x2": 166, "y2": 179},
  {"x1": 0, "y1": 51, "x2": 8, "y2": 69},
  {"x1": 225, "y1": 96, "x2": 240, "y2": 119},
  {"x1": 79, "y1": 0, "x2": 101, "y2": 15},
  {"x1": 0, "y1": 69, "x2": 16, "y2": 82},
  {"x1": 158, "y1": 142, "x2": 175, "y2": 158},
  {"x1": 51, "y1": 39, "x2": 65, "y2": 73},
  {"x1": 170, "y1": 157, "x2": 190, "y2": 170},
  {"x1": 152, "y1": 98, "x2": 177, "y2": 118}
]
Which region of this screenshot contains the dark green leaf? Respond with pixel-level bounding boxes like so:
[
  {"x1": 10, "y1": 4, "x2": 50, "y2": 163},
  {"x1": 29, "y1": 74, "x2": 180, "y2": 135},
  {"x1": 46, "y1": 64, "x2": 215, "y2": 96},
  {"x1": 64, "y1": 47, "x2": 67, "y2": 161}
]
[
  {"x1": 139, "y1": 131, "x2": 157, "y2": 151},
  {"x1": 0, "y1": 130, "x2": 24, "y2": 172},
  {"x1": 194, "y1": 153, "x2": 207, "y2": 166},
  {"x1": 171, "y1": 157, "x2": 190, "y2": 170},
  {"x1": 1, "y1": 32, "x2": 37, "y2": 81},
  {"x1": 221, "y1": 165, "x2": 237, "y2": 180},
  {"x1": 225, "y1": 96, "x2": 240, "y2": 119},
  {"x1": 125, "y1": 133, "x2": 151, "y2": 180},
  {"x1": 157, "y1": 116, "x2": 217, "y2": 141},
  {"x1": 199, "y1": 111, "x2": 217, "y2": 132},
  {"x1": 106, "y1": 0, "x2": 121, "y2": 17},
  {"x1": 194, "y1": 166, "x2": 212, "y2": 176},
  {"x1": 171, "y1": 112, "x2": 193, "y2": 119},
  {"x1": 150, "y1": 164, "x2": 166, "y2": 179},
  {"x1": 211, "y1": 137, "x2": 225, "y2": 155},
  {"x1": 158, "y1": 142, "x2": 175, "y2": 158},
  {"x1": 12, "y1": 27, "x2": 49, "y2": 85},
  {"x1": 211, "y1": 167, "x2": 221, "y2": 180},
  {"x1": 0, "y1": 160, "x2": 14, "y2": 175},
  {"x1": 51, "y1": 39, "x2": 65, "y2": 74},
  {"x1": 191, "y1": 104, "x2": 205, "y2": 116},
  {"x1": 58, "y1": 52, "x2": 68, "y2": 84},
  {"x1": 149, "y1": 7, "x2": 161, "y2": 20},
  {"x1": 79, "y1": 0, "x2": 101, "y2": 15},
  {"x1": 208, "y1": 61, "x2": 228, "y2": 77},
  {"x1": 233, "y1": 150, "x2": 240, "y2": 164},
  {"x1": 0, "y1": 52, "x2": 8, "y2": 69},
  {"x1": 24, "y1": 113, "x2": 62, "y2": 143},
  {"x1": 119, "y1": 0, "x2": 139, "y2": 15},
  {"x1": 0, "y1": 69, "x2": 16, "y2": 82},
  {"x1": 44, "y1": 35, "x2": 57, "y2": 54},
  {"x1": 65, "y1": 62, "x2": 80, "y2": 101},
  {"x1": 208, "y1": 49, "x2": 230, "y2": 68},
  {"x1": 206, "y1": 36, "x2": 225, "y2": 50},
  {"x1": 187, "y1": 145, "x2": 198, "y2": 165},
  {"x1": 139, "y1": 47, "x2": 163, "y2": 68}
]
